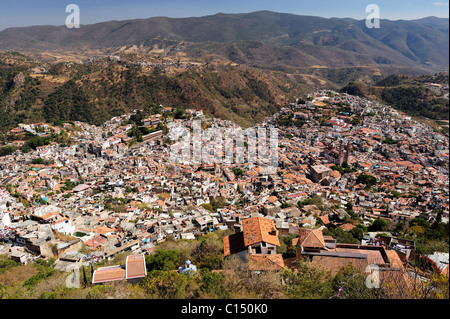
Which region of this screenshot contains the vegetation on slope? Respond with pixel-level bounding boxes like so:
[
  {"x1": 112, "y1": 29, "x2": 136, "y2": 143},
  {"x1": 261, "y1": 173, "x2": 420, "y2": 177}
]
[
  {"x1": 0, "y1": 53, "x2": 304, "y2": 132},
  {"x1": 340, "y1": 73, "x2": 449, "y2": 121}
]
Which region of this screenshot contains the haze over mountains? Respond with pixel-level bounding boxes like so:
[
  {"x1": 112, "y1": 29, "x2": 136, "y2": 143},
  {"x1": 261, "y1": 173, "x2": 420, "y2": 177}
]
[
  {"x1": 0, "y1": 11, "x2": 448, "y2": 129},
  {"x1": 0, "y1": 11, "x2": 448, "y2": 75}
]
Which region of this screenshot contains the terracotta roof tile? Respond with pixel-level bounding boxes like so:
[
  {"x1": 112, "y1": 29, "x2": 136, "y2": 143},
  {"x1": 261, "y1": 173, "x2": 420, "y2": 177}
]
[
  {"x1": 223, "y1": 232, "x2": 246, "y2": 256},
  {"x1": 319, "y1": 215, "x2": 330, "y2": 225},
  {"x1": 93, "y1": 266, "x2": 126, "y2": 283},
  {"x1": 242, "y1": 217, "x2": 280, "y2": 247},
  {"x1": 298, "y1": 228, "x2": 326, "y2": 248},
  {"x1": 310, "y1": 256, "x2": 368, "y2": 275},
  {"x1": 92, "y1": 254, "x2": 147, "y2": 284},
  {"x1": 340, "y1": 223, "x2": 356, "y2": 231},
  {"x1": 126, "y1": 254, "x2": 146, "y2": 278},
  {"x1": 335, "y1": 247, "x2": 384, "y2": 265},
  {"x1": 248, "y1": 254, "x2": 286, "y2": 271},
  {"x1": 268, "y1": 196, "x2": 278, "y2": 203}
]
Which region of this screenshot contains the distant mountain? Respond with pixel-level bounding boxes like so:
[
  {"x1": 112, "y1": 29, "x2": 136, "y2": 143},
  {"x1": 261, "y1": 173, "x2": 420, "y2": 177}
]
[
  {"x1": 0, "y1": 12, "x2": 448, "y2": 131},
  {"x1": 0, "y1": 11, "x2": 448, "y2": 79}
]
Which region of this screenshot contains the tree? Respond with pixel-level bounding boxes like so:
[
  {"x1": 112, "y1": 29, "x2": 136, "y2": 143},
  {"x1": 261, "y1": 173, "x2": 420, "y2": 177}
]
[
  {"x1": 356, "y1": 174, "x2": 377, "y2": 187},
  {"x1": 394, "y1": 222, "x2": 407, "y2": 236},
  {"x1": 53, "y1": 119, "x2": 64, "y2": 127},
  {"x1": 145, "y1": 249, "x2": 182, "y2": 271},
  {"x1": 174, "y1": 109, "x2": 186, "y2": 119},
  {"x1": 31, "y1": 158, "x2": 46, "y2": 165},
  {"x1": 232, "y1": 167, "x2": 244, "y2": 177},
  {"x1": 26, "y1": 136, "x2": 50, "y2": 150},
  {"x1": 345, "y1": 202, "x2": 353, "y2": 211},
  {"x1": 409, "y1": 225, "x2": 426, "y2": 237},
  {"x1": 0, "y1": 145, "x2": 16, "y2": 157},
  {"x1": 43, "y1": 79, "x2": 96, "y2": 124},
  {"x1": 369, "y1": 218, "x2": 388, "y2": 232},
  {"x1": 432, "y1": 211, "x2": 443, "y2": 229},
  {"x1": 391, "y1": 190, "x2": 402, "y2": 198},
  {"x1": 410, "y1": 217, "x2": 430, "y2": 230},
  {"x1": 210, "y1": 196, "x2": 228, "y2": 211},
  {"x1": 323, "y1": 227, "x2": 359, "y2": 244},
  {"x1": 140, "y1": 270, "x2": 199, "y2": 299},
  {"x1": 281, "y1": 263, "x2": 334, "y2": 299},
  {"x1": 200, "y1": 269, "x2": 227, "y2": 298},
  {"x1": 383, "y1": 138, "x2": 397, "y2": 145},
  {"x1": 350, "y1": 224, "x2": 367, "y2": 241},
  {"x1": 201, "y1": 203, "x2": 214, "y2": 212}
]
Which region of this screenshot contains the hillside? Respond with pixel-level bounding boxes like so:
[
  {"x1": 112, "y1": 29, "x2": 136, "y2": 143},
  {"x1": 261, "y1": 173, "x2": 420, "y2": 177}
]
[
  {"x1": 0, "y1": 11, "x2": 448, "y2": 131},
  {"x1": 0, "y1": 11, "x2": 447, "y2": 81},
  {"x1": 340, "y1": 73, "x2": 449, "y2": 122},
  {"x1": 0, "y1": 52, "x2": 308, "y2": 131}
]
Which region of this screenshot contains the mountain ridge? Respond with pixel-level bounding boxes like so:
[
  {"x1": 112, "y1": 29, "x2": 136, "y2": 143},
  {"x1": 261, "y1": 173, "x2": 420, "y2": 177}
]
[
  {"x1": 0, "y1": 11, "x2": 448, "y2": 74},
  {"x1": 0, "y1": 11, "x2": 448, "y2": 131}
]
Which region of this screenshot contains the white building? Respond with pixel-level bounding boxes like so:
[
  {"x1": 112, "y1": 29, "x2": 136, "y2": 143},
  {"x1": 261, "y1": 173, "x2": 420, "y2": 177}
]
[{"x1": 1, "y1": 212, "x2": 11, "y2": 228}]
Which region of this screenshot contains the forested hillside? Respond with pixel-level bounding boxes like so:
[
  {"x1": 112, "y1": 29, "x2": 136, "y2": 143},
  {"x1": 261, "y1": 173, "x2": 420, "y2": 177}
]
[{"x1": 0, "y1": 52, "x2": 305, "y2": 132}]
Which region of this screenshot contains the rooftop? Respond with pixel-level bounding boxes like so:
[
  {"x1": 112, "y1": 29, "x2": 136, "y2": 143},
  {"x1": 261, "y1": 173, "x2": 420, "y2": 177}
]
[{"x1": 92, "y1": 254, "x2": 146, "y2": 284}]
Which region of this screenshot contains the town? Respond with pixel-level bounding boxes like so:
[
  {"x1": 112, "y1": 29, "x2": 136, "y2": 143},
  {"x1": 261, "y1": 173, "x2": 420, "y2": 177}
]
[{"x1": 0, "y1": 89, "x2": 448, "y2": 297}]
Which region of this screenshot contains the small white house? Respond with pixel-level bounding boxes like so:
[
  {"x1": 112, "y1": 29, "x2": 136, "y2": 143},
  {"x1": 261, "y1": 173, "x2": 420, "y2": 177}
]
[{"x1": 1, "y1": 212, "x2": 11, "y2": 227}]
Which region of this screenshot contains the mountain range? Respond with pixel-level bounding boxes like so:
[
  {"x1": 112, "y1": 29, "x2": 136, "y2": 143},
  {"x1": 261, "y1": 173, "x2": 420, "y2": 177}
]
[
  {"x1": 0, "y1": 11, "x2": 448, "y2": 130},
  {"x1": 0, "y1": 11, "x2": 448, "y2": 75}
]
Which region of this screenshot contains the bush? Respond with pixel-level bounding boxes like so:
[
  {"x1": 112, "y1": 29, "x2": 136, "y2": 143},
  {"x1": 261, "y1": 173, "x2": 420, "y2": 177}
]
[
  {"x1": 23, "y1": 268, "x2": 55, "y2": 288},
  {"x1": 86, "y1": 285, "x2": 114, "y2": 299},
  {"x1": 140, "y1": 270, "x2": 199, "y2": 299},
  {"x1": 356, "y1": 174, "x2": 377, "y2": 187},
  {"x1": 281, "y1": 263, "x2": 334, "y2": 299},
  {"x1": 198, "y1": 254, "x2": 223, "y2": 270},
  {"x1": 38, "y1": 286, "x2": 72, "y2": 299},
  {"x1": 331, "y1": 265, "x2": 373, "y2": 299},
  {"x1": 368, "y1": 218, "x2": 388, "y2": 232},
  {"x1": 145, "y1": 249, "x2": 182, "y2": 271},
  {"x1": 0, "y1": 145, "x2": 16, "y2": 157},
  {"x1": 31, "y1": 158, "x2": 51, "y2": 165},
  {"x1": 200, "y1": 269, "x2": 227, "y2": 298},
  {"x1": 0, "y1": 256, "x2": 20, "y2": 273}
]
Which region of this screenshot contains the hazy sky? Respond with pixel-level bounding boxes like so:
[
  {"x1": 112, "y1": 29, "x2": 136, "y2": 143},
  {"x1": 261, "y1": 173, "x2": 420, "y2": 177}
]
[{"x1": 0, "y1": 0, "x2": 448, "y2": 30}]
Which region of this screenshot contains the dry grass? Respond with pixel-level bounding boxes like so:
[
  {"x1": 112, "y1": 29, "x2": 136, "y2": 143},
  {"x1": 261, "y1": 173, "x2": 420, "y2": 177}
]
[{"x1": 0, "y1": 264, "x2": 39, "y2": 286}]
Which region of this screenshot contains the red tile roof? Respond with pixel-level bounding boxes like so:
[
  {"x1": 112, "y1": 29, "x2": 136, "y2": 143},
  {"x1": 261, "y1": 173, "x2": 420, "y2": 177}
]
[
  {"x1": 126, "y1": 254, "x2": 147, "y2": 278},
  {"x1": 298, "y1": 228, "x2": 326, "y2": 249},
  {"x1": 248, "y1": 254, "x2": 285, "y2": 271},
  {"x1": 242, "y1": 217, "x2": 280, "y2": 247},
  {"x1": 92, "y1": 266, "x2": 126, "y2": 283},
  {"x1": 319, "y1": 215, "x2": 330, "y2": 225},
  {"x1": 310, "y1": 255, "x2": 368, "y2": 275},
  {"x1": 340, "y1": 223, "x2": 356, "y2": 231},
  {"x1": 223, "y1": 231, "x2": 246, "y2": 257},
  {"x1": 92, "y1": 254, "x2": 146, "y2": 284}
]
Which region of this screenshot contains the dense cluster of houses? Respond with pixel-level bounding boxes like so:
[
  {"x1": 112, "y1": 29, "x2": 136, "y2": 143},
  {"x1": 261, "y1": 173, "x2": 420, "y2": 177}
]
[{"x1": 0, "y1": 90, "x2": 448, "y2": 281}]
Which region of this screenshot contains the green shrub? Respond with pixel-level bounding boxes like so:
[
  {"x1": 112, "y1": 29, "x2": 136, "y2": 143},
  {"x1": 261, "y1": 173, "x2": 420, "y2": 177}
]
[{"x1": 145, "y1": 249, "x2": 182, "y2": 271}]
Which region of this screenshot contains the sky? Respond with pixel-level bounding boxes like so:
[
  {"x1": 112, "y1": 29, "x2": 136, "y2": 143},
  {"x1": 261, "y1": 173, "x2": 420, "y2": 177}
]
[{"x1": 0, "y1": 0, "x2": 448, "y2": 30}]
